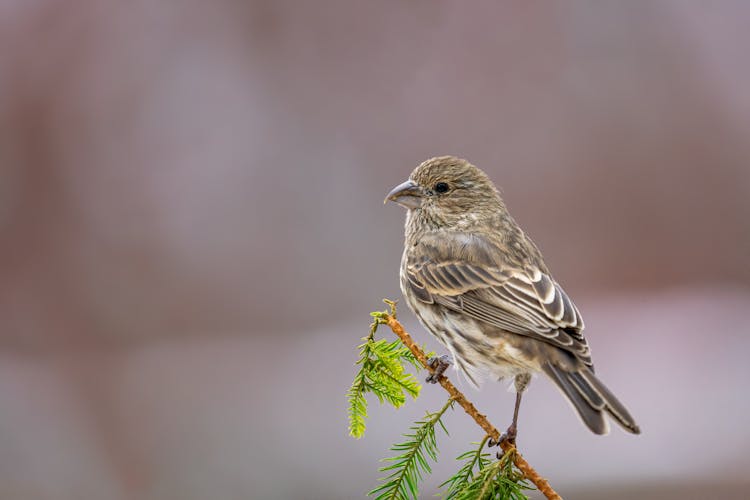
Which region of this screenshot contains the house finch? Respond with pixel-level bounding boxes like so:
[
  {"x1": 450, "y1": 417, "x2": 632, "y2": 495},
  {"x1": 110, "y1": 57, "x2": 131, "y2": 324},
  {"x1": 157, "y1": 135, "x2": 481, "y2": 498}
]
[{"x1": 385, "y1": 156, "x2": 640, "y2": 441}]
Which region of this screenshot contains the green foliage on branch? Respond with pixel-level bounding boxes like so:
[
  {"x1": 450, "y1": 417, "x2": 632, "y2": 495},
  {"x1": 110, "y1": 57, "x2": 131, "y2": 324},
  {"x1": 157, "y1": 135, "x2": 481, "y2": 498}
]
[
  {"x1": 440, "y1": 436, "x2": 494, "y2": 498},
  {"x1": 447, "y1": 447, "x2": 531, "y2": 500},
  {"x1": 369, "y1": 399, "x2": 453, "y2": 500},
  {"x1": 347, "y1": 310, "x2": 424, "y2": 438}
]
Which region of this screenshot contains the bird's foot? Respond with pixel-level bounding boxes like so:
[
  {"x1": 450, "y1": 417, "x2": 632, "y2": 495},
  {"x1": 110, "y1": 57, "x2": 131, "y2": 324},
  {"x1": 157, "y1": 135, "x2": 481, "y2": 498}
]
[
  {"x1": 487, "y1": 424, "x2": 517, "y2": 453},
  {"x1": 425, "y1": 354, "x2": 452, "y2": 383}
]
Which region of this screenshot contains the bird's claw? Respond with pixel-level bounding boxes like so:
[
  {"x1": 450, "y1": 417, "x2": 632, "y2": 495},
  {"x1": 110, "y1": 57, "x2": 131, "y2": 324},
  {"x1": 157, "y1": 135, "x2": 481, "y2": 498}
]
[
  {"x1": 487, "y1": 434, "x2": 509, "y2": 448},
  {"x1": 488, "y1": 424, "x2": 517, "y2": 453},
  {"x1": 425, "y1": 354, "x2": 452, "y2": 383}
]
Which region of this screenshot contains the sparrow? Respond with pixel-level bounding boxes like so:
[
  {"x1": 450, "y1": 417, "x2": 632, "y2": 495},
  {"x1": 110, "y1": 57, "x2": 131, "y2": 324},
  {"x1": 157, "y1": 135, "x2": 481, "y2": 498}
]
[{"x1": 385, "y1": 156, "x2": 640, "y2": 441}]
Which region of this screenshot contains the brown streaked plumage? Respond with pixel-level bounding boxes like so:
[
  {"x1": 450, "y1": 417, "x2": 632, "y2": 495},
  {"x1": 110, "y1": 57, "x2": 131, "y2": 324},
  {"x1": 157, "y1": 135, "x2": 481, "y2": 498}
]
[{"x1": 385, "y1": 156, "x2": 640, "y2": 438}]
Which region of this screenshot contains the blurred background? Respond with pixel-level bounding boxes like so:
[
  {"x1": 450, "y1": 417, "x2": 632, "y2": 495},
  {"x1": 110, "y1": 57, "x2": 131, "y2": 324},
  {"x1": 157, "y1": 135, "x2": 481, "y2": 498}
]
[{"x1": 1, "y1": 1, "x2": 749, "y2": 499}]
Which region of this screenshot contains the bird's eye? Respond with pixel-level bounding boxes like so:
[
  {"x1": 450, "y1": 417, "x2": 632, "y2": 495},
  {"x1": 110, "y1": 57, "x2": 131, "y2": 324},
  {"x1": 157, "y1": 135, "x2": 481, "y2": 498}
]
[{"x1": 434, "y1": 182, "x2": 449, "y2": 194}]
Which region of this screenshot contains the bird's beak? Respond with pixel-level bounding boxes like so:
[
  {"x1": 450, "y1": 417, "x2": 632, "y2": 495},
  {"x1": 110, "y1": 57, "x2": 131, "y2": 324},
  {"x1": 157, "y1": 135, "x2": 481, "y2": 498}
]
[{"x1": 384, "y1": 180, "x2": 423, "y2": 209}]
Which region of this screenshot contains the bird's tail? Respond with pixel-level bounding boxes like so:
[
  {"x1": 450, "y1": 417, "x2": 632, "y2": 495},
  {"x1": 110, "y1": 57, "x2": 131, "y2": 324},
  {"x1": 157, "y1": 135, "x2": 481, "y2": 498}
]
[{"x1": 542, "y1": 362, "x2": 640, "y2": 435}]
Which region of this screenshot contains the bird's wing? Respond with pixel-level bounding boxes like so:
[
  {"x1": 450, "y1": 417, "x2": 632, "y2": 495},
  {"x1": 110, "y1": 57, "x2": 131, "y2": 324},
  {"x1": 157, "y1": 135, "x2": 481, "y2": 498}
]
[{"x1": 405, "y1": 232, "x2": 592, "y2": 366}]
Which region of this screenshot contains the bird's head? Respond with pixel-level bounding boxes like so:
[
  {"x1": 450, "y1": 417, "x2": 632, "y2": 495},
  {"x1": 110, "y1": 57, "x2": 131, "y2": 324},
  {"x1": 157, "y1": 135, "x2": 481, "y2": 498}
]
[{"x1": 385, "y1": 156, "x2": 504, "y2": 228}]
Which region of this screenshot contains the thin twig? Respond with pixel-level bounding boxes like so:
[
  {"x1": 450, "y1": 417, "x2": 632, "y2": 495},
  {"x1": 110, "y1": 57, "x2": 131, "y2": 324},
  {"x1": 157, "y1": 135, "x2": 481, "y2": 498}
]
[{"x1": 381, "y1": 311, "x2": 562, "y2": 500}]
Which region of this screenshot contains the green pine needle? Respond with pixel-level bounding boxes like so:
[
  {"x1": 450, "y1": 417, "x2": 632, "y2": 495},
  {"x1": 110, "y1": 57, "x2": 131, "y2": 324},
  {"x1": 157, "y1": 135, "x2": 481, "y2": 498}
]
[{"x1": 368, "y1": 398, "x2": 454, "y2": 500}]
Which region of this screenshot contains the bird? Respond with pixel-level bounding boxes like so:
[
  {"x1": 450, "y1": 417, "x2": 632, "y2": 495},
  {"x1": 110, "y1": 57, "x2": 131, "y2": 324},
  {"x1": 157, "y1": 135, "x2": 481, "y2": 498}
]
[{"x1": 385, "y1": 156, "x2": 640, "y2": 443}]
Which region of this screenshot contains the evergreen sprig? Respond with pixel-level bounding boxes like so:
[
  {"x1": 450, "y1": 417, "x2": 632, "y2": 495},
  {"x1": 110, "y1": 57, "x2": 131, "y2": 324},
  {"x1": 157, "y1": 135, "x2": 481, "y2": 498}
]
[
  {"x1": 347, "y1": 307, "x2": 424, "y2": 438},
  {"x1": 440, "y1": 436, "x2": 493, "y2": 498},
  {"x1": 448, "y1": 448, "x2": 532, "y2": 500},
  {"x1": 368, "y1": 398, "x2": 454, "y2": 500}
]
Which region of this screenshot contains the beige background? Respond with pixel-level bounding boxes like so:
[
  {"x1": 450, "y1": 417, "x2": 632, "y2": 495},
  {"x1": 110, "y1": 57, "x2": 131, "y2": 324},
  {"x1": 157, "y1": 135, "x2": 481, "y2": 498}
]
[{"x1": 1, "y1": 1, "x2": 749, "y2": 498}]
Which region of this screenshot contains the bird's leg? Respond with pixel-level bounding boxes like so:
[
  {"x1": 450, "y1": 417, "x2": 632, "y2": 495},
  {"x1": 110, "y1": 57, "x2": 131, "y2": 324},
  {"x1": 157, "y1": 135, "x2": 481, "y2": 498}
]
[
  {"x1": 489, "y1": 373, "x2": 530, "y2": 450},
  {"x1": 425, "y1": 354, "x2": 452, "y2": 383},
  {"x1": 505, "y1": 390, "x2": 522, "y2": 443},
  {"x1": 488, "y1": 391, "x2": 523, "y2": 452}
]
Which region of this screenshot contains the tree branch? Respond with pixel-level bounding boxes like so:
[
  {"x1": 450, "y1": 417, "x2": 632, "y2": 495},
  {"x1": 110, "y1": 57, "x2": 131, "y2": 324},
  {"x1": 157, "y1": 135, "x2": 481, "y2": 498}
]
[{"x1": 380, "y1": 311, "x2": 562, "y2": 500}]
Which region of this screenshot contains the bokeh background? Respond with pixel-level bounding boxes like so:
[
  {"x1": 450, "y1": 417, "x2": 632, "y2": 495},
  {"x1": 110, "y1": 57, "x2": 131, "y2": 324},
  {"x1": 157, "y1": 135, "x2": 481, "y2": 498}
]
[{"x1": 1, "y1": 1, "x2": 749, "y2": 499}]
